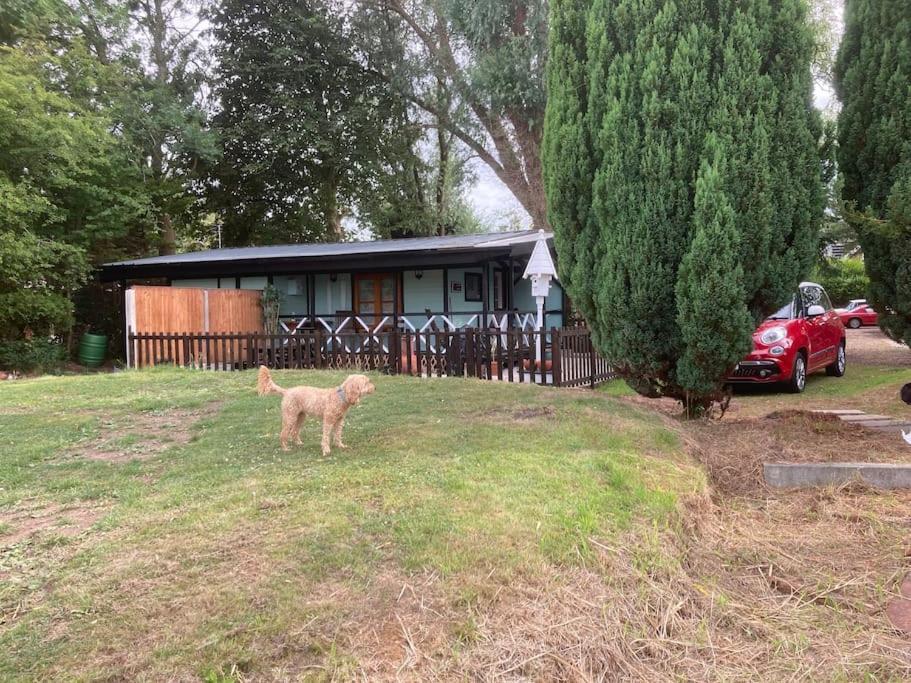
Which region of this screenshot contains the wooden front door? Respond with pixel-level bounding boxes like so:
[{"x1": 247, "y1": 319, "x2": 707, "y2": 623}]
[{"x1": 354, "y1": 273, "x2": 396, "y2": 329}]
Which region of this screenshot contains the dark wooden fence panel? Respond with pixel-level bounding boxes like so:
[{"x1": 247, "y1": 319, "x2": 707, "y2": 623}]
[{"x1": 126, "y1": 326, "x2": 616, "y2": 387}]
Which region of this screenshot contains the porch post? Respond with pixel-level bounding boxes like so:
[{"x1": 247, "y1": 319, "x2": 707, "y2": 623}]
[
  {"x1": 307, "y1": 273, "x2": 316, "y2": 323},
  {"x1": 442, "y1": 267, "x2": 449, "y2": 314},
  {"x1": 507, "y1": 257, "x2": 515, "y2": 309},
  {"x1": 481, "y1": 262, "x2": 489, "y2": 329},
  {"x1": 392, "y1": 270, "x2": 399, "y2": 330},
  {"x1": 507, "y1": 257, "x2": 515, "y2": 329}
]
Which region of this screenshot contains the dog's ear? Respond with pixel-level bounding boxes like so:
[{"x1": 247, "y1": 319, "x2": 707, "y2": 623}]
[{"x1": 343, "y1": 375, "x2": 362, "y2": 404}]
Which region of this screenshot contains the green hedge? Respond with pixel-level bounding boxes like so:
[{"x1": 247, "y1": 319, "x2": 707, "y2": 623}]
[
  {"x1": 813, "y1": 259, "x2": 869, "y2": 307},
  {"x1": 0, "y1": 339, "x2": 66, "y2": 374}
]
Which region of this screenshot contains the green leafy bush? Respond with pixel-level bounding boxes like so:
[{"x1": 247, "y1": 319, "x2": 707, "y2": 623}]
[
  {"x1": 813, "y1": 259, "x2": 869, "y2": 307},
  {"x1": 0, "y1": 338, "x2": 65, "y2": 373}
]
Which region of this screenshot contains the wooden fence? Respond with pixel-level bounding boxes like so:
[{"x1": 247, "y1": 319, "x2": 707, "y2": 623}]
[
  {"x1": 124, "y1": 286, "x2": 263, "y2": 367},
  {"x1": 126, "y1": 326, "x2": 615, "y2": 388}
]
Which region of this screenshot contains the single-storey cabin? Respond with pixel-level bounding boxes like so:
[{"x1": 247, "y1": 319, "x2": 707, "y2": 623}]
[{"x1": 100, "y1": 230, "x2": 567, "y2": 339}]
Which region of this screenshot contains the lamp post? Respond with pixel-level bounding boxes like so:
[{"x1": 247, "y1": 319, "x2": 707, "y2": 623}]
[{"x1": 522, "y1": 230, "x2": 557, "y2": 368}]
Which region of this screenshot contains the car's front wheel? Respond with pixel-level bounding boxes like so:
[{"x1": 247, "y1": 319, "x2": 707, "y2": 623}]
[
  {"x1": 826, "y1": 342, "x2": 846, "y2": 377},
  {"x1": 848, "y1": 317, "x2": 862, "y2": 329},
  {"x1": 787, "y1": 352, "x2": 807, "y2": 393}
]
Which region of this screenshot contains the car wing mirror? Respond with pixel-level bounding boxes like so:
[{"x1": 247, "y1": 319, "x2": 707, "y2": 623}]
[{"x1": 807, "y1": 305, "x2": 826, "y2": 317}]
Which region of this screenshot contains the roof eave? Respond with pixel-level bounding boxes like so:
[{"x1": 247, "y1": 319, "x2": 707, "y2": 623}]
[{"x1": 98, "y1": 245, "x2": 521, "y2": 282}]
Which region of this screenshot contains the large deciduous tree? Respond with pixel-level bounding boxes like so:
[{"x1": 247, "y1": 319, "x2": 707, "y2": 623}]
[
  {"x1": 0, "y1": 43, "x2": 127, "y2": 342},
  {"x1": 357, "y1": 0, "x2": 549, "y2": 228},
  {"x1": 120, "y1": 0, "x2": 219, "y2": 255},
  {"x1": 209, "y1": 0, "x2": 420, "y2": 245},
  {"x1": 834, "y1": 0, "x2": 911, "y2": 346},
  {"x1": 544, "y1": 0, "x2": 824, "y2": 410}
]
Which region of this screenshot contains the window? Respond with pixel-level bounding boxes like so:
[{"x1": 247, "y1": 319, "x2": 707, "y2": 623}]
[
  {"x1": 354, "y1": 273, "x2": 396, "y2": 327},
  {"x1": 464, "y1": 272, "x2": 482, "y2": 302},
  {"x1": 800, "y1": 286, "x2": 825, "y2": 314},
  {"x1": 768, "y1": 295, "x2": 798, "y2": 320},
  {"x1": 492, "y1": 269, "x2": 507, "y2": 309}
]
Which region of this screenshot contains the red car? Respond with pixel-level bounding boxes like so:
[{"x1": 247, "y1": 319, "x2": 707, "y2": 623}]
[
  {"x1": 728, "y1": 282, "x2": 846, "y2": 393},
  {"x1": 836, "y1": 299, "x2": 878, "y2": 328}
]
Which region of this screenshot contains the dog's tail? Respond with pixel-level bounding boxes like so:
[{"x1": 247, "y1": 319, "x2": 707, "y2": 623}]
[{"x1": 257, "y1": 365, "x2": 285, "y2": 396}]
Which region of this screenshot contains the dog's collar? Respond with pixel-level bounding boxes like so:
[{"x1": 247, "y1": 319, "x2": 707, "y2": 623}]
[{"x1": 336, "y1": 386, "x2": 348, "y2": 405}]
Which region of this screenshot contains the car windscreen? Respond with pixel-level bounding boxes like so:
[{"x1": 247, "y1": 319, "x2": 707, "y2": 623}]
[{"x1": 768, "y1": 296, "x2": 797, "y2": 320}]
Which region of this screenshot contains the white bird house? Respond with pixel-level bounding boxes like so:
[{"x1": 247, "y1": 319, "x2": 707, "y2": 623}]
[
  {"x1": 522, "y1": 231, "x2": 557, "y2": 367},
  {"x1": 522, "y1": 230, "x2": 557, "y2": 299}
]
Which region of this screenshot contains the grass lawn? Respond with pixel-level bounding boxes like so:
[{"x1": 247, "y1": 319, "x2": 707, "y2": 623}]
[
  {"x1": 3, "y1": 362, "x2": 911, "y2": 680},
  {"x1": 0, "y1": 369, "x2": 701, "y2": 680}
]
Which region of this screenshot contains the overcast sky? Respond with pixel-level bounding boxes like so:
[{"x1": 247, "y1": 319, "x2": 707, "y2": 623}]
[{"x1": 469, "y1": 0, "x2": 845, "y2": 229}]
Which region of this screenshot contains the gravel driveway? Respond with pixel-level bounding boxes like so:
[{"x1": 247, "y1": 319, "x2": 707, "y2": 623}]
[{"x1": 847, "y1": 327, "x2": 910, "y2": 367}]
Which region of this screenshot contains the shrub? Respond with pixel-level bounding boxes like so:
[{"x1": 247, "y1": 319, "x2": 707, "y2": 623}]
[
  {"x1": 0, "y1": 338, "x2": 66, "y2": 374},
  {"x1": 261, "y1": 284, "x2": 281, "y2": 334},
  {"x1": 813, "y1": 259, "x2": 869, "y2": 306}
]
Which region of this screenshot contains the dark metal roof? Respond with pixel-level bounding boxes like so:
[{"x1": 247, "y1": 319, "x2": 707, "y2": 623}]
[{"x1": 100, "y1": 230, "x2": 551, "y2": 281}]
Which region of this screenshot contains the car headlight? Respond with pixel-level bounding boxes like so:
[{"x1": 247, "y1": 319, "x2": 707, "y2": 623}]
[{"x1": 759, "y1": 326, "x2": 787, "y2": 345}]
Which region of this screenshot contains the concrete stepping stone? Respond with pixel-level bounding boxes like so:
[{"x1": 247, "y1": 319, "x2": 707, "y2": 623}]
[
  {"x1": 838, "y1": 414, "x2": 892, "y2": 422},
  {"x1": 764, "y1": 462, "x2": 911, "y2": 489},
  {"x1": 864, "y1": 420, "x2": 911, "y2": 429},
  {"x1": 814, "y1": 409, "x2": 911, "y2": 433},
  {"x1": 765, "y1": 410, "x2": 911, "y2": 490}
]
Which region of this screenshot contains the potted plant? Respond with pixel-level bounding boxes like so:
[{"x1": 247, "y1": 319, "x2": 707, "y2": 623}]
[{"x1": 261, "y1": 284, "x2": 282, "y2": 334}]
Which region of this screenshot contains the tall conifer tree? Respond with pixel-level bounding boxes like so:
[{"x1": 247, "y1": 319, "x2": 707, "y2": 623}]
[
  {"x1": 543, "y1": 0, "x2": 823, "y2": 408},
  {"x1": 835, "y1": 0, "x2": 911, "y2": 346}
]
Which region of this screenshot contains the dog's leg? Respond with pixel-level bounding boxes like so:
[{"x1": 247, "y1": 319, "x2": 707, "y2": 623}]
[
  {"x1": 321, "y1": 417, "x2": 333, "y2": 456},
  {"x1": 279, "y1": 419, "x2": 292, "y2": 452},
  {"x1": 293, "y1": 412, "x2": 305, "y2": 446},
  {"x1": 333, "y1": 417, "x2": 347, "y2": 449}
]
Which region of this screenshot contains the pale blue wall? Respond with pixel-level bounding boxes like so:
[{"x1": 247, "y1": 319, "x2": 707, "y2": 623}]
[
  {"x1": 403, "y1": 270, "x2": 444, "y2": 315},
  {"x1": 239, "y1": 276, "x2": 268, "y2": 290},
  {"x1": 172, "y1": 278, "x2": 219, "y2": 289},
  {"x1": 170, "y1": 259, "x2": 564, "y2": 328},
  {"x1": 273, "y1": 275, "x2": 308, "y2": 317}
]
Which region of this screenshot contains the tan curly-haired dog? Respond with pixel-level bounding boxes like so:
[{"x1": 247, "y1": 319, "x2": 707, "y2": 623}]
[{"x1": 257, "y1": 366, "x2": 375, "y2": 454}]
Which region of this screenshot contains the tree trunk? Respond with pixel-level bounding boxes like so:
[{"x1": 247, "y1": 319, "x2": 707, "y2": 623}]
[
  {"x1": 435, "y1": 113, "x2": 449, "y2": 236},
  {"x1": 148, "y1": 0, "x2": 178, "y2": 255},
  {"x1": 374, "y1": 0, "x2": 550, "y2": 229},
  {"x1": 159, "y1": 213, "x2": 177, "y2": 255},
  {"x1": 322, "y1": 167, "x2": 344, "y2": 241}
]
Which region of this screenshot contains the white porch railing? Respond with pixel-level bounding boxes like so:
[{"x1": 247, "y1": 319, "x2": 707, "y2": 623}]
[{"x1": 276, "y1": 310, "x2": 541, "y2": 354}]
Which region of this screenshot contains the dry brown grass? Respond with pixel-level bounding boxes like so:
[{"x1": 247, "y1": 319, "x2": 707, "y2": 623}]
[
  {"x1": 689, "y1": 410, "x2": 911, "y2": 497},
  {"x1": 423, "y1": 490, "x2": 911, "y2": 681}
]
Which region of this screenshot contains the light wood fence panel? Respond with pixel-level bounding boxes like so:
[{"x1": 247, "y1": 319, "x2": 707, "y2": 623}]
[{"x1": 128, "y1": 286, "x2": 263, "y2": 367}]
